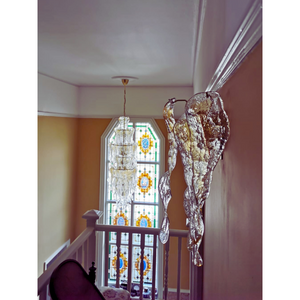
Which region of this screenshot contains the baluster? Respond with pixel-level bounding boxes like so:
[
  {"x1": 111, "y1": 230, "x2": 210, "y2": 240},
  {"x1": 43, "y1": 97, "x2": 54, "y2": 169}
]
[
  {"x1": 139, "y1": 233, "x2": 145, "y2": 300},
  {"x1": 89, "y1": 261, "x2": 97, "y2": 284},
  {"x1": 164, "y1": 239, "x2": 170, "y2": 300},
  {"x1": 72, "y1": 251, "x2": 76, "y2": 260},
  {"x1": 116, "y1": 231, "x2": 121, "y2": 288},
  {"x1": 82, "y1": 210, "x2": 101, "y2": 271},
  {"x1": 127, "y1": 232, "x2": 133, "y2": 295},
  {"x1": 78, "y1": 245, "x2": 83, "y2": 265},
  {"x1": 177, "y1": 237, "x2": 182, "y2": 300},
  {"x1": 152, "y1": 234, "x2": 157, "y2": 300},
  {"x1": 88, "y1": 233, "x2": 96, "y2": 270},
  {"x1": 104, "y1": 230, "x2": 109, "y2": 286},
  {"x1": 84, "y1": 240, "x2": 88, "y2": 272},
  {"x1": 189, "y1": 252, "x2": 194, "y2": 300}
]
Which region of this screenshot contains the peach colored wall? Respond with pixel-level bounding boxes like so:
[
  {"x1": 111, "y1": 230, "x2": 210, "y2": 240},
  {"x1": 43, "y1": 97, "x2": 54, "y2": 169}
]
[
  {"x1": 202, "y1": 41, "x2": 262, "y2": 300},
  {"x1": 74, "y1": 118, "x2": 112, "y2": 236},
  {"x1": 38, "y1": 116, "x2": 78, "y2": 276}
]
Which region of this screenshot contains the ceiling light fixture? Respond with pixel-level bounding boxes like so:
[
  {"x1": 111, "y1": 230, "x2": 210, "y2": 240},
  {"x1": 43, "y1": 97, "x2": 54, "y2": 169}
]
[{"x1": 108, "y1": 78, "x2": 138, "y2": 210}]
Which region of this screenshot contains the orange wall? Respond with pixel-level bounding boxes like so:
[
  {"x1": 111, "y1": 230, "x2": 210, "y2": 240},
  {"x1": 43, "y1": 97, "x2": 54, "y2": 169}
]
[
  {"x1": 202, "y1": 41, "x2": 262, "y2": 300},
  {"x1": 74, "y1": 118, "x2": 112, "y2": 235},
  {"x1": 38, "y1": 115, "x2": 190, "y2": 289},
  {"x1": 38, "y1": 116, "x2": 78, "y2": 276}
]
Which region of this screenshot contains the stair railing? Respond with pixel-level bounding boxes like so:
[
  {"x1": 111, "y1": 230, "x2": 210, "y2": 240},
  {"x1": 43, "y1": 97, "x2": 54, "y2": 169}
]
[
  {"x1": 38, "y1": 209, "x2": 191, "y2": 300},
  {"x1": 37, "y1": 210, "x2": 102, "y2": 300}
]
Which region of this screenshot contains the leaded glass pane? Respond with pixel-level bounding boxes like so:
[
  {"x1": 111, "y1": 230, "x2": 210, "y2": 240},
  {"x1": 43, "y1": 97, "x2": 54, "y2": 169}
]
[
  {"x1": 135, "y1": 123, "x2": 160, "y2": 162},
  {"x1": 133, "y1": 205, "x2": 158, "y2": 228},
  {"x1": 104, "y1": 120, "x2": 161, "y2": 289},
  {"x1": 136, "y1": 163, "x2": 159, "y2": 203},
  {"x1": 133, "y1": 232, "x2": 154, "y2": 247},
  {"x1": 132, "y1": 204, "x2": 158, "y2": 246},
  {"x1": 108, "y1": 244, "x2": 129, "y2": 282},
  {"x1": 107, "y1": 203, "x2": 131, "y2": 243},
  {"x1": 132, "y1": 246, "x2": 154, "y2": 284}
]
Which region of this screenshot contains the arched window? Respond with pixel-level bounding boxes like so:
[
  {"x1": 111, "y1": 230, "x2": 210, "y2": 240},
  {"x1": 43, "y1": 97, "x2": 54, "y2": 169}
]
[{"x1": 99, "y1": 117, "x2": 165, "y2": 293}]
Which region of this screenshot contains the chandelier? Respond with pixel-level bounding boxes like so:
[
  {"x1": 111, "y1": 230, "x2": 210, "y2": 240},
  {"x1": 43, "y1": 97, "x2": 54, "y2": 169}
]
[{"x1": 108, "y1": 78, "x2": 137, "y2": 210}]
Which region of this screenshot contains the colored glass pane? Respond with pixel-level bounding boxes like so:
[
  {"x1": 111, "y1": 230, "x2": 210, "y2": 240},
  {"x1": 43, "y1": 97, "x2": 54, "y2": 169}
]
[
  {"x1": 133, "y1": 205, "x2": 158, "y2": 246},
  {"x1": 107, "y1": 203, "x2": 131, "y2": 243},
  {"x1": 104, "y1": 120, "x2": 161, "y2": 287},
  {"x1": 135, "y1": 164, "x2": 159, "y2": 203},
  {"x1": 109, "y1": 245, "x2": 129, "y2": 281},
  {"x1": 135, "y1": 123, "x2": 159, "y2": 162},
  {"x1": 132, "y1": 246, "x2": 153, "y2": 283}
]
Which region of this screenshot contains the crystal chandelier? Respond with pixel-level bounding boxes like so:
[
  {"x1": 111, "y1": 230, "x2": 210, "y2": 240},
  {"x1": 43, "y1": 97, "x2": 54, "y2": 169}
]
[{"x1": 108, "y1": 78, "x2": 137, "y2": 210}]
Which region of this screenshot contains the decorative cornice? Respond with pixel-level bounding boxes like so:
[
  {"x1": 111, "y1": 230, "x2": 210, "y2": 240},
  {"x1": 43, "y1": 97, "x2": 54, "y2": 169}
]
[
  {"x1": 192, "y1": 0, "x2": 208, "y2": 82},
  {"x1": 38, "y1": 111, "x2": 78, "y2": 118},
  {"x1": 206, "y1": 0, "x2": 262, "y2": 92},
  {"x1": 38, "y1": 111, "x2": 165, "y2": 119}
]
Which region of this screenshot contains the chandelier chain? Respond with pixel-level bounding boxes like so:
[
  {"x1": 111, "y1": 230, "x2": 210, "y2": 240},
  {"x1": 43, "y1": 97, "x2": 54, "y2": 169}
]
[{"x1": 124, "y1": 84, "x2": 126, "y2": 117}]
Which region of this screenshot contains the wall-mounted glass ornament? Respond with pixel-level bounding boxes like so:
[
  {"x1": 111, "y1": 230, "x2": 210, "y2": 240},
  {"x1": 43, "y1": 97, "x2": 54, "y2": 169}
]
[{"x1": 158, "y1": 92, "x2": 230, "y2": 266}]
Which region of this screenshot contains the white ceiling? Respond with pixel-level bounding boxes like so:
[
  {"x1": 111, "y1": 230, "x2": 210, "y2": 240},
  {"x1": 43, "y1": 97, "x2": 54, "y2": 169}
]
[
  {"x1": 38, "y1": 0, "x2": 199, "y2": 86},
  {"x1": 38, "y1": 0, "x2": 260, "y2": 87}
]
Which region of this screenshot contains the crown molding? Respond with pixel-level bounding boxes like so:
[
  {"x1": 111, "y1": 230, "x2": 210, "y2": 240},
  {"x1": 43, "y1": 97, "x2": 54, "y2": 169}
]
[
  {"x1": 192, "y1": 0, "x2": 208, "y2": 83},
  {"x1": 38, "y1": 111, "x2": 165, "y2": 119},
  {"x1": 206, "y1": 0, "x2": 262, "y2": 92},
  {"x1": 38, "y1": 111, "x2": 78, "y2": 118}
]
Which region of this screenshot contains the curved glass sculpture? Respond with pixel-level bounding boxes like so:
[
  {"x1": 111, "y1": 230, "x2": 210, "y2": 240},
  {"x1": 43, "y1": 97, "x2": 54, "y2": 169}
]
[
  {"x1": 158, "y1": 92, "x2": 230, "y2": 266},
  {"x1": 108, "y1": 116, "x2": 137, "y2": 210}
]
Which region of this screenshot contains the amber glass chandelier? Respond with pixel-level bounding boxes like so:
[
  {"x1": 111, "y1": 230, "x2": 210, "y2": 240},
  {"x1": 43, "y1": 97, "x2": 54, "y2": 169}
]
[{"x1": 108, "y1": 78, "x2": 137, "y2": 210}]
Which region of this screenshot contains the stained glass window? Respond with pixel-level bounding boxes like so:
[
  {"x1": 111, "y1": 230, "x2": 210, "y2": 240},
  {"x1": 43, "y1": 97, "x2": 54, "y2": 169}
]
[
  {"x1": 135, "y1": 122, "x2": 160, "y2": 163},
  {"x1": 102, "y1": 118, "x2": 163, "y2": 288}
]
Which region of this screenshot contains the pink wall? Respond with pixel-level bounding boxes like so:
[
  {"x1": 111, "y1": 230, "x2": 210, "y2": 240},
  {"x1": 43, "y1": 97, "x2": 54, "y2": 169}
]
[{"x1": 202, "y1": 41, "x2": 262, "y2": 300}]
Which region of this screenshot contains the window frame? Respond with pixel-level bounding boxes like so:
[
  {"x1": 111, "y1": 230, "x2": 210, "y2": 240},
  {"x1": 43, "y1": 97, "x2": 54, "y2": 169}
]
[{"x1": 97, "y1": 117, "x2": 165, "y2": 293}]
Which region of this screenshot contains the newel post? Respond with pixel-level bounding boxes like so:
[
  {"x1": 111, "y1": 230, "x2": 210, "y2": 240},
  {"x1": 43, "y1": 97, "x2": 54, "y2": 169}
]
[{"x1": 82, "y1": 210, "x2": 103, "y2": 272}]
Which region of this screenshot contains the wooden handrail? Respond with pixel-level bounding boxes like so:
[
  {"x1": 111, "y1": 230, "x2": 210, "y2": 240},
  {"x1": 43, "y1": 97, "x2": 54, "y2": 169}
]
[
  {"x1": 38, "y1": 209, "x2": 189, "y2": 300},
  {"x1": 38, "y1": 227, "x2": 94, "y2": 294},
  {"x1": 95, "y1": 223, "x2": 188, "y2": 237}
]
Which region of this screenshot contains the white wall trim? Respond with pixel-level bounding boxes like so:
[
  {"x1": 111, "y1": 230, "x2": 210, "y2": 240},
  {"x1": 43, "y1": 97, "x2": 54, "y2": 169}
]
[
  {"x1": 38, "y1": 111, "x2": 79, "y2": 118},
  {"x1": 78, "y1": 114, "x2": 164, "y2": 120},
  {"x1": 43, "y1": 239, "x2": 70, "y2": 271},
  {"x1": 38, "y1": 111, "x2": 166, "y2": 120},
  {"x1": 38, "y1": 72, "x2": 79, "y2": 87},
  {"x1": 206, "y1": 0, "x2": 262, "y2": 92},
  {"x1": 192, "y1": 0, "x2": 207, "y2": 83},
  {"x1": 166, "y1": 288, "x2": 190, "y2": 294}
]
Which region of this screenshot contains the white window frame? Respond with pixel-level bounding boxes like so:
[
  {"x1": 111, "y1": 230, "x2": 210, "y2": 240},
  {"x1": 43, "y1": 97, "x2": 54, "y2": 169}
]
[{"x1": 97, "y1": 117, "x2": 165, "y2": 295}]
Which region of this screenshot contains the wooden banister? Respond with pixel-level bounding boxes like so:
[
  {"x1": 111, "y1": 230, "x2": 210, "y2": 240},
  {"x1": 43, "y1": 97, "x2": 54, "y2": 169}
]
[
  {"x1": 38, "y1": 227, "x2": 94, "y2": 294},
  {"x1": 38, "y1": 210, "x2": 190, "y2": 300},
  {"x1": 38, "y1": 210, "x2": 102, "y2": 298}
]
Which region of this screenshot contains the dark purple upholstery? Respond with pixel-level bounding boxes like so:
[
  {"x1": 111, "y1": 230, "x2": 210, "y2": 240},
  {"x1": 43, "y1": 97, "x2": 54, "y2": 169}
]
[{"x1": 49, "y1": 259, "x2": 106, "y2": 300}]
